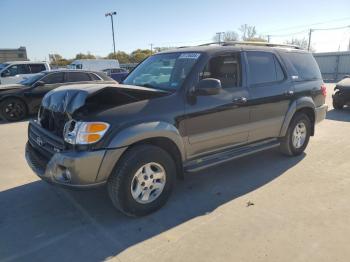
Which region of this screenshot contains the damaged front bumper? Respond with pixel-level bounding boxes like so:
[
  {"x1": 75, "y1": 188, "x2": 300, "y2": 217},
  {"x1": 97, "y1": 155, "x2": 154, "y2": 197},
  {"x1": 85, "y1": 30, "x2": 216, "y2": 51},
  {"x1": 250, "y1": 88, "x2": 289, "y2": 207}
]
[
  {"x1": 25, "y1": 142, "x2": 107, "y2": 188},
  {"x1": 25, "y1": 121, "x2": 127, "y2": 189}
]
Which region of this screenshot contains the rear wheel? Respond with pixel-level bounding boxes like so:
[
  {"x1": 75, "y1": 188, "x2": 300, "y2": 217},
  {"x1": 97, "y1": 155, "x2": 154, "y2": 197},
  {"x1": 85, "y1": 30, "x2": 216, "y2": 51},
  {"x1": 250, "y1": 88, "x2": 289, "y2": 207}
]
[
  {"x1": 0, "y1": 98, "x2": 28, "y2": 122},
  {"x1": 332, "y1": 92, "x2": 344, "y2": 110},
  {"x1": 280, "y1": 113, "x2": 311, "y2": 156},
  {"x1": 107, "y1": 144, "x2": 176, "y2": 217}
]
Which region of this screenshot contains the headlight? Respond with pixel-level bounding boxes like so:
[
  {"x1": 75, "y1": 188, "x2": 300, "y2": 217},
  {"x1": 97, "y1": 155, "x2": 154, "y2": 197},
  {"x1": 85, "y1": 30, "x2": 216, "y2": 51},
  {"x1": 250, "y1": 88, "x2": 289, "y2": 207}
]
[{"x1": 63, "y1": 120, "x2": 110, "y2": 145}]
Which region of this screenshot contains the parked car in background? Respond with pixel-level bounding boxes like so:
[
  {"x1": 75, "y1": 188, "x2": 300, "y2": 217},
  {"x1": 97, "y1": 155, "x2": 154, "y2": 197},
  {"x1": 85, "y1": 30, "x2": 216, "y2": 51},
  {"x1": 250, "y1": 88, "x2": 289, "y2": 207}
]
[
  {"x1": 102, "y1": 68, "x2": 129, "y2": 82},
  {"x1": 25, "y1": 42, "x2": 327, "y2": 216},
  {"x1": 332, "y1": 76, "x2": 350, "y2": 109},
  {"x1": 0, "y1": 61, "x2": 50, "y2": 85},
  {"x1": 68, "y1": 59, "x2": 119, "y2": 71},
  {"x1": 0, "y1": 70, "x2": 115, "y2": 121}
]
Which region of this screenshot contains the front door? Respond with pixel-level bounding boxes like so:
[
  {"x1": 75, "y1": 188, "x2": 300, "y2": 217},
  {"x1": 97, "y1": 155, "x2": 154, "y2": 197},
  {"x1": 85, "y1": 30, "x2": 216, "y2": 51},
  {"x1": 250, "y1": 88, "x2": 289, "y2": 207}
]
[
  {"x1": 0, "y1": 64, "x2": 31, "y2": 85},
  {"x1": 25, "y1": 72, "x2": 65, "y2": 111},
  {"x1": 183, "y1": 53, "x2": 250, "y2": 158}
]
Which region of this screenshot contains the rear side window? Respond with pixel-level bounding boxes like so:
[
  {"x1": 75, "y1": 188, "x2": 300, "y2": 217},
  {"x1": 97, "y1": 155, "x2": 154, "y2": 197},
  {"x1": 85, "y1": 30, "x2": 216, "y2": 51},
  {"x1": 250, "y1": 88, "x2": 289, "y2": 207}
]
[
  {"x1": 29, "y1": 64, "x2": 46, "y2": 73},
  {"x1": 89, "y1": 73, "x2": 101, "y2": 81},
  {"x1": 67, "y1": 72, "x2": 91, "y2": 82},
  {"x1": 42, "y1": 73, "x2": 64, "y2": 84},
  {"x1": 284, "y1": 52, "x2": 321, "y2": 81},
  {"x1": 247, "y1": 52, "x2": 285, "y2": 85}
]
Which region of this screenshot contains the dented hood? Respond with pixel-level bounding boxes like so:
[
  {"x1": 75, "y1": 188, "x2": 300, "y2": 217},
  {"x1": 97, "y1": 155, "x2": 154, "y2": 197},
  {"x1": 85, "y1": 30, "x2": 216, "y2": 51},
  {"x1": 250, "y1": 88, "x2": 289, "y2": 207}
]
[{"x1": 41, "y1": 83, "x2": 167, "y2": 115}]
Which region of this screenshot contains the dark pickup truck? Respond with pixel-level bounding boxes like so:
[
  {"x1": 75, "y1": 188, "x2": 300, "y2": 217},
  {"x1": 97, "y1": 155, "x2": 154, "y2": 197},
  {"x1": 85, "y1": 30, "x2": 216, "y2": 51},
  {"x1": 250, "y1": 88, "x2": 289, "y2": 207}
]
[{"x1": 25, "y1": 42, "x2": 328, "y2": 216}]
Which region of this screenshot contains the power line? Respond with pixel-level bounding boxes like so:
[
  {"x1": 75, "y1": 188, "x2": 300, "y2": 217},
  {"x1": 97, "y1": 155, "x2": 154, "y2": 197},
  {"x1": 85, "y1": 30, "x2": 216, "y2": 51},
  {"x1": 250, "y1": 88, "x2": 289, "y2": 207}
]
[{"x1": 260, "y1": 16, "x2": 350, "y2": 34}]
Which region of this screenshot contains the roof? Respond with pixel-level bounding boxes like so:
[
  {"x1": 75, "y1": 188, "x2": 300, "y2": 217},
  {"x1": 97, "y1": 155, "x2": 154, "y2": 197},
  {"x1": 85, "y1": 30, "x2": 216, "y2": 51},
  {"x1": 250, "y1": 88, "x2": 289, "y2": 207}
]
[
  {"x1": 41, "y1": 69, "x2": 105, "y2": 74},
  {"x1": 159, "y1": 41, "x2": 309, "y2": 55},
  {"x1": 2, "y1": 61, "x2": 48, "y2": 65}
]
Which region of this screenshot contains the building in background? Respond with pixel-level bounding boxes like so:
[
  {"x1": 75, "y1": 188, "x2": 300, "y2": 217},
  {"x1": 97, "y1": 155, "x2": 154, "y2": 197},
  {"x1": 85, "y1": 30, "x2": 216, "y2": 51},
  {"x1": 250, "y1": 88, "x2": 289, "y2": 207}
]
[
  {"x1": 0, "y1": 47, "x2": 27, "y2": 63},
  {"x1": 314, "y1": 51, "x2": 350, "y2": 82}
]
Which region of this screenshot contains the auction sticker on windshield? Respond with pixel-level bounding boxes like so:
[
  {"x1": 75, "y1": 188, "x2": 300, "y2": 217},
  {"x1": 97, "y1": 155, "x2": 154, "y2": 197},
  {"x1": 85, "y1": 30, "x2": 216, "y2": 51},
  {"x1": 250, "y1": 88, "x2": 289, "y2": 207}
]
[{"x1": 179, "y1": 53, "x2": 201, "y2": 59}]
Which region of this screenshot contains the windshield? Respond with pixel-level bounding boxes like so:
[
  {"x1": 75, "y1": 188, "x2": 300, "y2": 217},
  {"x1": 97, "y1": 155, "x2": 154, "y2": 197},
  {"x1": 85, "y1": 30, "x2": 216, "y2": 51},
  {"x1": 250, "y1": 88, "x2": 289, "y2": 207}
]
[
  {"x1": 0, "y1": 63, "x2": 9, "y2": 70},
  {"x1": 20, "y1": 73, "x2": 45, "y2": 86},
  {"x1": 123, "y1": 52, "x2": 201, "y2": 91}
]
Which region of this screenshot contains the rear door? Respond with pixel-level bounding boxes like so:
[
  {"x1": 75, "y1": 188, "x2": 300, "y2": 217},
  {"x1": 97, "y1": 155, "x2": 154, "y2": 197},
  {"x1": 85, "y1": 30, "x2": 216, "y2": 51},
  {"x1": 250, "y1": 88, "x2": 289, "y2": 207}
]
[
  {"x1": 184, "y1": 52, "x2": 251, "y2": 158},
  {"x1": 244, "y1": 51, "x2": 292, "y2": 142}
]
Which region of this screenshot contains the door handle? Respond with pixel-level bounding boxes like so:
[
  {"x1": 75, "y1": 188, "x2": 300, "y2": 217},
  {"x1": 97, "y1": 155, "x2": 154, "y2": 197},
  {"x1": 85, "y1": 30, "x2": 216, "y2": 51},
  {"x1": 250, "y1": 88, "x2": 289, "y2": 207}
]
[
  {"x1": 232, "y1": 97, "x2": 247, "y2": 105},
  {"x1": 285, "y1": 90, "x2": 294, "y2": 97}
]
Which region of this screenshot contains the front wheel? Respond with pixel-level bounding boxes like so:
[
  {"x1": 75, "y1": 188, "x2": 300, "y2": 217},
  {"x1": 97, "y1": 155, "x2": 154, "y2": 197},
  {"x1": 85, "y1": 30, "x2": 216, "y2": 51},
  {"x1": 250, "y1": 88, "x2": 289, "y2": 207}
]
[
  {"x1": 107, "y1": 145, "x2": 176, "y2": 217},
  {"x1": 280, "y1": 113, "x2": 311, "y2": 156},
  {"x1": 332, "y1": 92, "x2": 344, "y2": 110},
  {"x1": 0, "y1": 98, "x2": 28, "y2": 122}
]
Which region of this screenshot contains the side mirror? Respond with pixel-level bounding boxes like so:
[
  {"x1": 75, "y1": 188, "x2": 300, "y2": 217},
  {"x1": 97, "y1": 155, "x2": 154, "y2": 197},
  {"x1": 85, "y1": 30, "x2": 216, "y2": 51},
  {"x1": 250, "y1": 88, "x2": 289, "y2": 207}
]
[
  {"x1": 1, "y1": 69, "x2": 10, "y2": 77},
  {"x1": 33, "y1": 81, "x2": 45, "y2": 87},
  {"x1": 194, "y1": 78, "x2": 222, "y2": 96}
]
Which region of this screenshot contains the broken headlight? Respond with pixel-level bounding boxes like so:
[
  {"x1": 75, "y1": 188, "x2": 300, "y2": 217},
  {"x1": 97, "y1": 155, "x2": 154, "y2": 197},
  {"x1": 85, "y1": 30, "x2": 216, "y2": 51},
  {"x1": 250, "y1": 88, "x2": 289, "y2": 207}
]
[{"x1": 63, "y1": 120, "x2": 110, "y2": 145}]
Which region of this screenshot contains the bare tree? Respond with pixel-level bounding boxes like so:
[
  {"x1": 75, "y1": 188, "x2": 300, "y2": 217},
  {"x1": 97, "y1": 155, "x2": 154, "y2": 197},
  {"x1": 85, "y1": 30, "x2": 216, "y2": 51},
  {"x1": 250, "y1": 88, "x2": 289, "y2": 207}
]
[
  {"x1": 285, "y1": 37, "x2": 314, "y2": 51},
  {"x1": 213, "y1": 31, "x2": 239, "y2": 42},
  {"x1": 239, "y1": 24, "x2": 257, "y2": 41}
]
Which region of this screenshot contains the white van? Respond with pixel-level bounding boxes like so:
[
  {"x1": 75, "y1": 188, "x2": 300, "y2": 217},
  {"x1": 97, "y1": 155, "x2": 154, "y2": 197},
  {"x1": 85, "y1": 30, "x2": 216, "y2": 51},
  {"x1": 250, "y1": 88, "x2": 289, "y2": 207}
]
[
  {"x1": 0, "y1": 61, "x2": 50, "y2": 85},
  {"x1": 68, "y1": 59, "x2": 120, "y2": 71}
]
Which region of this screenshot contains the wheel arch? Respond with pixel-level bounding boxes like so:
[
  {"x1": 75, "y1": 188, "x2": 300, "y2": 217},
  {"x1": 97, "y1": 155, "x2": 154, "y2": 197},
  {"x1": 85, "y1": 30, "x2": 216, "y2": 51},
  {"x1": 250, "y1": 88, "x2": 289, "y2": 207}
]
[
  {"x1": 106, "y1": 122, "x2": 186, "y2": 179},
  {"x1": 280, "y1": 97, "x2": 316, "y2": 137}
]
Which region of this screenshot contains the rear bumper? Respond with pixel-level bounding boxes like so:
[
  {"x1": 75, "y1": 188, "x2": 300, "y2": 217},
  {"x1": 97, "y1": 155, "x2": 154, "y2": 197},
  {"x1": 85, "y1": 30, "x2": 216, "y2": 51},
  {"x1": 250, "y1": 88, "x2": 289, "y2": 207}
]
[
  {"x1": 25, "y1": 142, "x2": 126, "y2": 189},
  {"x1": 315, "y1": 104, "x2": 328, "y2": 124}
]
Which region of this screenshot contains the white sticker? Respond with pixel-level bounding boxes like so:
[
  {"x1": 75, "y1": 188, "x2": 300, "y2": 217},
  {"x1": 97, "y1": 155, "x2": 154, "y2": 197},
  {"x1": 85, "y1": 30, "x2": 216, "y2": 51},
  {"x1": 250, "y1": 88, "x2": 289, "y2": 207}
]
[{"x1": 179, "y1": 53, "x2": 201, "y2": 59}]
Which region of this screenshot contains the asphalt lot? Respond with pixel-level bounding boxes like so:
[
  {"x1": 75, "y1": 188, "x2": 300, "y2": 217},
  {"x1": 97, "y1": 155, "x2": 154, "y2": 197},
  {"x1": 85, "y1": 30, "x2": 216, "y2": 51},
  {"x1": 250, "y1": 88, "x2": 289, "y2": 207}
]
[{"x1": 0, "y1": 84, "x2": 349, "y2": 262}]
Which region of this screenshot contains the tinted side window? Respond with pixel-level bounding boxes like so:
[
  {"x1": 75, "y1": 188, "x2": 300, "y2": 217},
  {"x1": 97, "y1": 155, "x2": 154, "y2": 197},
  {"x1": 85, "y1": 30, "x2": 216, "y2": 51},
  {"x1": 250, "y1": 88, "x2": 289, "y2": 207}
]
[
  {"x1": 89, "y1": 73, "x2": 101, "y2": 81},
  {"x1": 29, "y1": 64, "x2": 46, "y2": 73},
  {"x1": 247, "y1": 52, "x2": 284, "y2": 85},
  {"x1": 200, "y1": 53, "x2": 241, "y2": 88},
  {"x1": 41, "y1": 73, "x2": 64, "y2": 84},
  {"x1": 284, "y1": 52, "x2": 321, "y2": 81},
  {"x1": 67, "y1": 72, "x2": 91, "y2": 82},
  {"x1": 8, "y1": 64, "x2": 30, "y2": 76}
]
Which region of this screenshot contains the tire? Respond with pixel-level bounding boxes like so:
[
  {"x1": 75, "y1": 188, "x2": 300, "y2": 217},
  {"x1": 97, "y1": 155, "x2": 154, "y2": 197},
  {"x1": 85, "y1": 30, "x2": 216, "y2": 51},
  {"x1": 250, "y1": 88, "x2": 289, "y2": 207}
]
[
  {"x1": 0, "y1": 98, "x2": 28, "y2": 122},
  {"x1": 332, "y1": 92, "x2": 344, "y2": 110},
  {"x1": 107, "y1": 144, "x2": 176, "y2": 217},
  {"x1": 280, "y1": 113, "x2": 311, "y2": 156}
]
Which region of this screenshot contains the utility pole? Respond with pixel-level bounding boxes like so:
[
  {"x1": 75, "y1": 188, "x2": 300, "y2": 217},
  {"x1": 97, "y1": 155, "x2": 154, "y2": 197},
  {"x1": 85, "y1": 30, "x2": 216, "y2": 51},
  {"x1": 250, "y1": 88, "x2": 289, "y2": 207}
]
[
  {"x1": 267, "y1": 35, "x2": 271, "y2": 43},
  {"x1": 150, "y1": 43, "x2": 154, "y2": 54},
  {"x1": 105, "y1": 11, "x2": 117, "y2": 56},
  {"x1": 216, "y1": 32, "x2": 224, "y2": 44},
  {"x1": 307, "y1": 29, "x2": 313, "y2": 51}
]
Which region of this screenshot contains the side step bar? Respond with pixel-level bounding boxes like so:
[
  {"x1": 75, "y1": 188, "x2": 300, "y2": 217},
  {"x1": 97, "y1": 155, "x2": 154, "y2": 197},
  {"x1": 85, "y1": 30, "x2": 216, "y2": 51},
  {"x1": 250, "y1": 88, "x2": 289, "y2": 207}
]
[{"x1": 184, "y1": 139, "x2": 280, "y2": 173}]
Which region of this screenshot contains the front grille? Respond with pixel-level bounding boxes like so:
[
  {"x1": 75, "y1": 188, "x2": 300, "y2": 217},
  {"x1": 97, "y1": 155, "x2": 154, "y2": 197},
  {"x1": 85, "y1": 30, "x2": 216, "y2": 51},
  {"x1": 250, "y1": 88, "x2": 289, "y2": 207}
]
[
  {"x1": 25, "y1": 142, "x2": 48, "y2": 176},
  {"x1": 28, "y1": 121, "x2": 66, "y2": 158},
  {"x1": 38, "y1": 107, "x2": 69, "y2": 137}
]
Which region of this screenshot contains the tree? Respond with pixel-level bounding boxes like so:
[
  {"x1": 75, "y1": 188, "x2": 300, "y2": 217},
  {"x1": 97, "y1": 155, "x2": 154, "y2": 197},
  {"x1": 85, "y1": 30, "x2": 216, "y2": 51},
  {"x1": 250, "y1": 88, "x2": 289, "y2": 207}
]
[
  {"x1": 130, "y1": 49, "x2": 152, "y2": 63},
  {"x1": 153, "y1": 47, "x2": 175, "y2": 53},
  {"x1": 239, "y1": 24, "x2": 257, "y2": 41},
  {"x1": 107, "y1": 51, "x2": 131, "y2": 64},
  {"x1": 213, "y1": 31, "x2": 239, "y2": 42},
  {"x1": 285, "y1": 37, "x2": 314, "y2": 51},
  {"x1": 246, "y1": 37, "x2": 268, "y2": 42},
  {"x1": 49, "y1": 54, "x2": 71, "y2": 67},
  {"x1": 75, "y1": 52, "x2": 96, "y2": 59}
]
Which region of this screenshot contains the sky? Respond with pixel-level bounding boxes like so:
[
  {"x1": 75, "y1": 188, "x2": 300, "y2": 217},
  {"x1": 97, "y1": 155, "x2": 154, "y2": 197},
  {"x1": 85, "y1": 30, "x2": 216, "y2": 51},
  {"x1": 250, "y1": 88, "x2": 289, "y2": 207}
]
[{"x1": 1, "y1": 0, "x2": 350, "y2": 61}]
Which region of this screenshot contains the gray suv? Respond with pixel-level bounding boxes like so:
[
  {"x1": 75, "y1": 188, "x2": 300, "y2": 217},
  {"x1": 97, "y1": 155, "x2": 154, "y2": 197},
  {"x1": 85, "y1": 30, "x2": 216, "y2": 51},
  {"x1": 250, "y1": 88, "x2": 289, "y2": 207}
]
[{"x1": 25, "y1": 42, "x2": 328, "y2": 216}]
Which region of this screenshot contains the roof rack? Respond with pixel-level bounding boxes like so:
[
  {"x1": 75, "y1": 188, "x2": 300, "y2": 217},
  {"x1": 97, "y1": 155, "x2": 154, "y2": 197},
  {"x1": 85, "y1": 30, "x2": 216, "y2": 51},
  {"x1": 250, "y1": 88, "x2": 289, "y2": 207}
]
[{"x1": 198, "y1": 41, "x2": 302, "y2": 50}]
